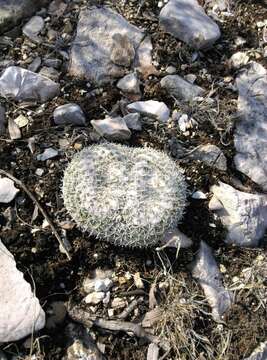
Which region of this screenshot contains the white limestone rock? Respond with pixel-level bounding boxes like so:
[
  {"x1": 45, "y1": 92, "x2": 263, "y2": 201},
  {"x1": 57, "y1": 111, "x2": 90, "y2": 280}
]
[
  {"x1": 160, "y1": 75, "x2": 204, "y2": 101},
  {"x1": 0, "y1": 240, "x2": 45, "y2": 342},
  {"x1": 0, "y1": 66, "x2": 60, "y2": 103},
  {"x1": 234, "y1": 62, "x2": 267, "y2": 191},
  {"x1": 229, "y1": 51, "x2": 249, "y2": 69},
  {"x1": 209, "y1": 181, "x2": 267, "y2": 247},
  {"x1": 191, "y1": 241, "x2": 233, "y2": 321},
  {"x1": 0, "y1": 177, "x2": 19, "y2": 203},
  {"x1": 117, "y1": 73, "x2": 141, "y2": 94},
  {"x1": 159, "y1": 0, "x2": 221, "y2": 50},
  {"x1": 127, "y1": 100, "x2": 170, "y2": 123},
  {"x1": 91, "y1": 116, "x2": 131, "y2": 141}
]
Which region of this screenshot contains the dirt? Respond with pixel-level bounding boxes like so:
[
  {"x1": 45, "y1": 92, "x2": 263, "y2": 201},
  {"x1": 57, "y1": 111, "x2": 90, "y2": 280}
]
[{"x1": 0, "y1": 0, "x2": 266, "y2": 359}]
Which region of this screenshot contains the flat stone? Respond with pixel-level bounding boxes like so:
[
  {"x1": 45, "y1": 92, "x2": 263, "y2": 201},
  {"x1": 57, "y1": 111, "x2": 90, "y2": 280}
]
[
  {"x1": 37, "y1": 148, "x2": 59, "y2": 161},
  {"x1": 234, "y1": 62, "x2": 267, "y2": 191},
  {"x1": 0, "y1": 177, "x2": 19, "y2": 203},
  {"x1": 123, "y1": 113, "x2": 142, "y2": 131},
  {"x1": 0, "y1": 240, "x2": 45, "y2": 342},
  {"x1": 209, "y1": 181, "x2": 267, "y2": 247},
  {"x1": 43, "y1": 58, "x2": 62, "y2": 69},
  {"x1": 185, "y1": 144, "x2": 227, "y2": 171},
  {"x1": 117, "y1": 72, "x2": 140, "y2": 94},
  {"x1": 69, "y1": 6, "x2": 145, "y2": 85},
  {"x1": 91, "y1": 116, "x2": 131, "y2": 141},
  {"x1": 127, "y1": 100, "x2": 170, "y2": 123},
  {"x1": 161, "y1": 75, "x2": 204, "y2": 101},
  {"x1": 0, "y1": 66, "x2": 60, "y2": 103},
  {"x1": 191, "y1": 241, "x2": 233, "y2": 321},
  {"x1": 53, "y1": 103, "x2": 86, "y2": 126},
  {"x1": 23, "y1": 15, "x2": 44, "y2": 39},
  {"x1": 39, "y1": 66, "x2": 60, "y2": 82},
  {"x1": 0, "y1": 0, "x2": 47, "y2": 35},
  {"x1": 161, "y1": 228, "x2": 193, "y2": 248},
  {"x1": 244, "y1": 341, "x2": 267, "y2": 360},
  {"x1": 0, "y1": 104, "x2": 6, "y2": 134},
  {"x1": 28, "y1": 56, "x2": 42, "y2": 72},
  {"x1": 159, "y1": 0, "x2": 221, "y2": 49}
]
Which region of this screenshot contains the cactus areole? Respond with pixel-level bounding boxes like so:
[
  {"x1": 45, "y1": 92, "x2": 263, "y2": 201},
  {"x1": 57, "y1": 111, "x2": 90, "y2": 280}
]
[{"x1": 63, "y1": 143, "x2": 187, "y2": 248}]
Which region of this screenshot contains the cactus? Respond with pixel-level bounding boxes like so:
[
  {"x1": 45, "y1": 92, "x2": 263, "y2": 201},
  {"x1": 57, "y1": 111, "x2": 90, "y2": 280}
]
[{"x1": 63, "y1": 143, "x2": 187, "y2": 248}]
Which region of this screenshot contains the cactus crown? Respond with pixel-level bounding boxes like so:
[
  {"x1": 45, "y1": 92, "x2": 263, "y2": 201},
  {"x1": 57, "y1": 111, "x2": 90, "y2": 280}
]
[{"x1": 63, "y1": 143, "x2": 187, "y2": 248}]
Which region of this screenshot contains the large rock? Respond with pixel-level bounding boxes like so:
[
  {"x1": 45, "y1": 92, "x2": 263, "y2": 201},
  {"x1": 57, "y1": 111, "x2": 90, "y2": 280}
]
[
  {"x1": 69, "y1": 7, "x2": 154, "y2": 85},
  {"x1": 234, "y1": 62, "x2": 267, "y2": 191},
  {"x1": 191, "y1": 241, "x2": 233, "y2": 321},
  {"x1": 209, "y1": 182, "x2": 267, "y2": 247},
  {"x1": 0, "y1": 0, "x2": 47, "y2": 35},
  {"x1": 160, "y1": 75, "x2": 204, "y2": 101},
  {"x1": 0, "y1": 66, "x2": 60, "y2": 103},
  {"x1": 159, "y1": 0, "x2": 221, "y2": 49},
  {"x1": 53, "y1": 103, "x2": 86, "y2": 126},
  {"x1": 0, "y1": 240, "x2": 45, "y2": 342}
]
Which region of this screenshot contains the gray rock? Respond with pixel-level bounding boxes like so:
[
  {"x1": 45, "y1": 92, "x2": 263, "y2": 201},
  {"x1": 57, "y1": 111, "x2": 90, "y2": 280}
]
[
  {"x1": 234, "y1": 62, "x2": 267, "y2": 191},
  {"x1": 209, "y1": 181, "x2": 267, "y2": 247},
  {"x1": 229, "y1": 51, "x2": 249, "y2": 69},
  {"x1": 91, "y1": 116, "x2": 131, "y2": 141},
  {"x1": 161, "y1": 228, "x2": 193, "y2": 249},
  {"x1": 37, "y1": 148, "x2": 59, "y2": 161},
  {"x1": 0, "y1": 0, "x2": 47, "y2": 35},
  {"x1": 244, "y1": 341, "x2": 267, "y2": 360},
  {"x1": 192, "y1": 190, "x2": 207, "y2": 199},
  {"x1": 69, "y1": 6, "x2": 144, "y2": 85},
  {"x1": 123, "y1": 113, "x2": 142, "y2": 131},
  {"x1": 185, "y1": 144, "x2": 227, "y2": 171},
  {"x1": 8, "y1": 118, "x2": 21, "y2": 139},
  {"x1": 94, "y1": 279, "x2": 113, "y2": 293},
  {"x1": 165, "y1": 65, "x2": 176, "y2": 74},
  {"x1": 0, "y1": 350, "x2": 7, "y2": 360},
  {"x1": 127, "y1": 100, "x2": 170, "y2": 123},
  {"x1": 117, "y1": 72, "x2": 141, "y2": 94},
  {"x1": 147, "y1": 344, "x2": 159, "y2": 360},
  {"x1": 43, "y1": 58, "x2": 62, "y2": 69},
  {"x1": 53, "y1": 103, "x2": 86, "y2": 126},
  {"x1": 161, "y1": 75, "x2": 204, "y2": 101},
  {"x1": 0, "y1": 66, "x2": 60, "y2": 103},
  {"x1": 28, "y1": 56, "x2": 41, "y2": 72},
  {"x1": 0, "y1": 104, "x2": 6, "y2": 134},
  {"x1": 0, "y1": 240, "x2": 45, "y2": 342},
  {"x1": 191, "y1": 241, "x2": 233, "y2": 321},
  {"x1": 0, "y1": 177, "x2": 19, "y2": 203},
  {"x1": 159, "y1": 0, "x2": 221, "y2": 49},
  {"x1": 133, "y1": 35, "x2": 158, "y2": 78},
  {"x1": 22, "y1": 15, "x2": 44, "y2": 39},
  {"x1": 39, "y1": 66, "x2": 60, "y2": 82}
]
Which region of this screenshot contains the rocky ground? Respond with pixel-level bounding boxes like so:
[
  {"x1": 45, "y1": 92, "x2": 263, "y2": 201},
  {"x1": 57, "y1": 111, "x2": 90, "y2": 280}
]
[{"x1": 0, "y1": 0, "x2": 266, "y2": 359}]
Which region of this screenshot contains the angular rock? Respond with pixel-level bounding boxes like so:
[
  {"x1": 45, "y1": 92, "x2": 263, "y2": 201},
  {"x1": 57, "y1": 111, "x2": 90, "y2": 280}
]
[
  {"x1": 43, "y1": 58, "x2": 62, "y2": 69},
  {"x1": 159, "y1": 0, "x2": 221, "y2": 49},
  {"x1": 84, "y1": 292, "x2": 105, "y2": 305},
  {"x1": 123, "y1": 113, "x2": 142, "y2": 131},
  {"x1": 244, "y1": 341, "x2": 267, "y2": 360},
  {"x1": 127, "y1": 100, "x2": 170, "y2": 123},
  {"x1": 234, "y1": 62, "x2": 267, "y2": 191},
  {"x1": 229, "y1": 51, "x2": 249, "y2": 69},
  {"x1": 0, "y1": 177, "x2": 19, "y2": 203},
  {"x1": 37, "y1": 148, "x2": 59, "y2": 161},
  {"x1": 191, "y1": 241, "x2": 233, "y2": 321},
  {"x1": 53, "y1": 103, "x2": 86, "y2": 126},
  {"x1": 39, "y1": 66, "x2": 60, "y2": 82},
  {"x1": 28, "y1": 56, "x2": 42, "y2": 73},
  {"x1": 117, "y1": 72, "x2": 141, "y2": 94},
  {"x1": 23, "y1": 15, "x2": 44, "y2": 39},
  {"x1": 0, "y1": 104, "x2": 6, "y2": 134},
  {"x1": 161, "y1": 75, "x2": 204, "y2": 101},
  {"x1": 14, "y1": 114, "x2": 29, "y2": 128},
  {"x1": 192, "y1": 190, "x2": 207, "y2": 199},
  {"x1": 185, "y1": 144, "x2": 227, "y2": 171},
  {"x1": 94, "y1": 279, "x2": 113, "y2": 293},
  {"x1": 69, "y1": 6, "x2": 145, "y2": 85},
  {"x1": 161, "y1": 228, "x2": 193, "y2": 249},
  {"x1": 0, "y1": 66, "x2": 60, "y2": 103},
  {"x1": 209, "y1": 181, "x2": 267, "y2": 247},
  {"x1": 91, "y1": 116, "x2": 131, "y2": 141},
  {"x1": 0, "y1": 240, "x2": 45, "y2": 342},
  {"x1": 0, "y1": 0, "x2": 47, "y2": 35},
  {"x1": 8, "y1": 118, "x2": 21, "y2": 139},
  {"x1": 133, "y1": 35, "x2": 158, "y2": 78}
]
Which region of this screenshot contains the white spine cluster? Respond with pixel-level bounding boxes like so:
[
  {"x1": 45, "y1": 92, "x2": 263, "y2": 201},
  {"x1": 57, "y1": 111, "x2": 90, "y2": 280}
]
[{"x1": 63, "y1": 143, "x2": 187, "y2": 248}]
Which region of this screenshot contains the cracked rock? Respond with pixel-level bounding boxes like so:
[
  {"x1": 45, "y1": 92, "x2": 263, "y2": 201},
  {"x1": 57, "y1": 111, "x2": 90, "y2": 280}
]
[
  {"x1": 127, "y1": 100, "x2": 170, "y2": 123},
  {"x1": 53, "y1": 103, "x2": 86, "y2": 126},
  {"x1": 209, "y1": 181, "x2": 267, "y2": 247},
  {"x1": 159, "y1": 0, "x2": 221, "y2": 49},
  {"x1": 191, "y1": 241, "x2": 233, "y2": 321},
  {"x1": 91, "y1": 116, "x2": 131, "y2": 141},
  {"x1": 161, "y1": 75, "x2": 204, "y2": 101},
  {"x1": 0, "y1": 66, "x2": 60, "y2": 103},
  {"x1": 234, "y1": 62, "x2": 267, "y2": 191},
  {"x1": 0, "y1": 240, "x2": 45, "y2": 342}
]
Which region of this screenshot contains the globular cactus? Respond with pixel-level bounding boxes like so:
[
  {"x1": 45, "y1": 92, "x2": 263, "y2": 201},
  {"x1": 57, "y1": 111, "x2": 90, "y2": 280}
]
[{"x1": 63, "y1": 143, "x2": 187, "y2": 248}]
